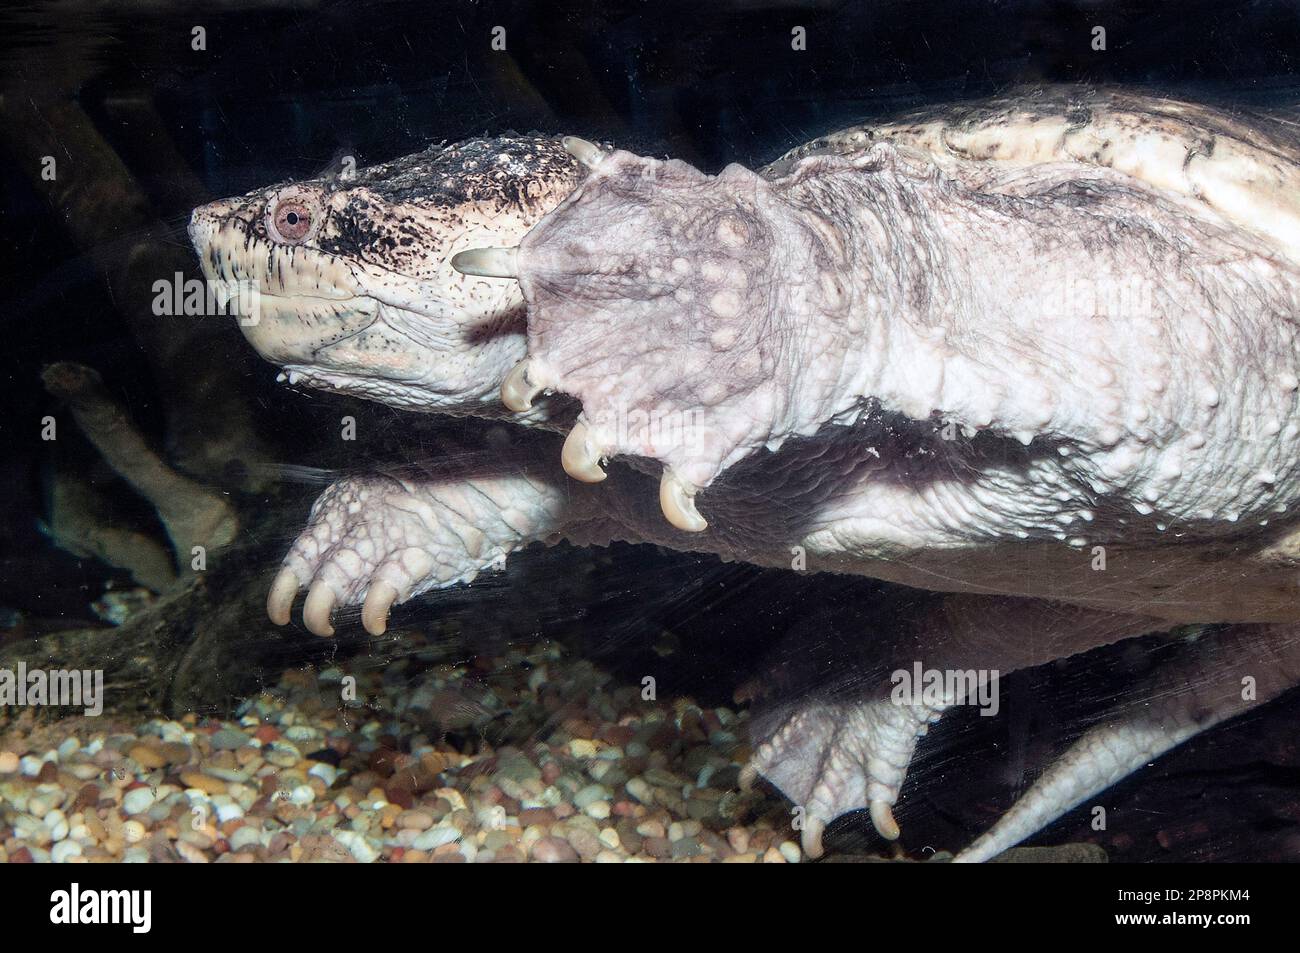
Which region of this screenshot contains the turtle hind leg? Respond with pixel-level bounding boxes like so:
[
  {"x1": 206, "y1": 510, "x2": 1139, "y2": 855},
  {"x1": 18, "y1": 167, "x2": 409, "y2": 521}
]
[
  {"x1": 743, "y1": 595, "x2": 1158, "y2": 858},
  {"x1": 744, "y1": 693, "x2": 944, "y2": 857}
]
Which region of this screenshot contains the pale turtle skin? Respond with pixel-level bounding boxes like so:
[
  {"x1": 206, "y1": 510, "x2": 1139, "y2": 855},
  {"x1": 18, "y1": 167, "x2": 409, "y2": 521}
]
[{"x1": 191, "y1": 88, "x2": 1300, "y2": 861}]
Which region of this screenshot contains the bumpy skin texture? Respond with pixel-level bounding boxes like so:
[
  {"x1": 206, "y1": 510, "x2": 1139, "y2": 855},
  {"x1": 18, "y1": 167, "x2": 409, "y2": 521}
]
[
  {"x1": 193, "y1": 90, "x2": 1300, "y2": 861},
  {"x1": 270, "y1": 462, "x2": 574, "y2": 638},
  {"x1": 523, "y1": 143, "x2": 1300, "y2": 561}
]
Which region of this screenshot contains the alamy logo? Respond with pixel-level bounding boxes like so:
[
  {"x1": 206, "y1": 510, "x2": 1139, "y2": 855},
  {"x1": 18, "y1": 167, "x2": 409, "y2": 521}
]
[
  {"x1": 890, "y1": 662, "x2": 1000, "y2": 716},
  {"x1": 1039, "y1": 273, "x2": 1155, "y2": 320},
  {"x1": 609, "y1": 405, "x2": 708, "y2": 457},
  {"x1": 0, "y1": 664, "x2": 104, "y2": 716},
  {"x1": 152, "y1": 273, "x2": 261, "y2": 325},
  {"x1": 49, "y1": 883, "x2": 151, "y2": 933}
]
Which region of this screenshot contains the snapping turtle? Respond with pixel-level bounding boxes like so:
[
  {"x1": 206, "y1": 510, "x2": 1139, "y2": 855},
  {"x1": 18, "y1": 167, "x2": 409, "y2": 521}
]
[{"x1": 191, "y1": 88, "x2": 1300, "y2": 861}]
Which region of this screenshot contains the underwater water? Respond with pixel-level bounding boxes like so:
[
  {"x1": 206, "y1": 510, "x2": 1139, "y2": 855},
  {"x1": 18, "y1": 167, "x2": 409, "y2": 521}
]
[{"x1": 2, "y1": 0, "x2": 1300, "y2": 873}]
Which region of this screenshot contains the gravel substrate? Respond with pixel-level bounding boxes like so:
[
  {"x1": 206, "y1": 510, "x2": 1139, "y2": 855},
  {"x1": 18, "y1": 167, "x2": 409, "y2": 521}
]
[{"x1": 0, "y1": 639, "x2": 808, "y2": 863}]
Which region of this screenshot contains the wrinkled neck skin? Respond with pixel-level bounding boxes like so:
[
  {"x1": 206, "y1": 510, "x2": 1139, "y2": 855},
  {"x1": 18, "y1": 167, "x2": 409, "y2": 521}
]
[
  {"x1": 287, "y1": 299, "x2": 580, "y2": 428},
  {"x1": 519, "y1": 142, "x2": 1300, "y2": 565},
  {"x1": 330, "y1": 304, "x2": 523, "y2": 414}
]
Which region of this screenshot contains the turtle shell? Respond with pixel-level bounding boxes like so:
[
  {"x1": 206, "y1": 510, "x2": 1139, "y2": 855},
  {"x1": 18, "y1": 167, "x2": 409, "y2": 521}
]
[{"x1": 769, "y1": 87, "x2": 1300, "y2": 264}]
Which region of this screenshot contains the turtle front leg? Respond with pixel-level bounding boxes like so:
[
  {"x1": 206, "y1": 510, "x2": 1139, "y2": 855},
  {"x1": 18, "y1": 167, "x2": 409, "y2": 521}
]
[
  {"x1": 266, "y1": 432, "x2": 606, "y2": 637},
  {"x1": 745, "y1": 595, "x2": 1160, "y2": 858},
  {"x1": 954, "y1": 619, "x2": 1300, "y2": 862}
]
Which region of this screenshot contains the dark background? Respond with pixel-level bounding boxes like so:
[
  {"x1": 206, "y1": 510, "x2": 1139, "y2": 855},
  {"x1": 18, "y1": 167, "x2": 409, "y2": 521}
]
[{"x1": 3, "y1": 0, "x2": 1300, "y2": 861}]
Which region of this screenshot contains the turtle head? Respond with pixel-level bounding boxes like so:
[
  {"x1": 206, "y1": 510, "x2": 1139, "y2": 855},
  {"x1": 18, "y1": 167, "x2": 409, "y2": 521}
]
[{"x1": 189, "y1": 136, "x2": 585, "y2": 415}]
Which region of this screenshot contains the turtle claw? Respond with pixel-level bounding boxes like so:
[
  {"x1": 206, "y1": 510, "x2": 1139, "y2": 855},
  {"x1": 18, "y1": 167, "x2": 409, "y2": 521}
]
[
  {"x1": 561, "y1": 420, "x2": 607, "y2": 482},
  {"x1": 361, "y1": 579, "x2": 399, "y2": 636},
  {"x1": 501, "y1": 359, "x2": 543, "y2": 413},
  {"x1": 800, "y1": 816, "x2": 827, "y2": 859},
  {"x1": 303, "y1": 580, "x2": 337, "y2": 637},
  {"x1": 870, "y1": 800, "x2": 901, "y2": 841},
  {"x1": 266, "y1": 566, "x2": 300, "y2": 626},
  {"x1": 659, "y1": 468, "x2": 707, "y2": 532},
  {"x1": 746, "y1": 694, "x2": 943, "y2": 858}
]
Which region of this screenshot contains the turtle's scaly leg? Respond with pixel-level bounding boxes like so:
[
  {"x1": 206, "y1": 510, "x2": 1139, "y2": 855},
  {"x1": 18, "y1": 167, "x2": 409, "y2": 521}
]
[{"x1": 745, "y1": 595, "x2": 1159, "y2": 856}]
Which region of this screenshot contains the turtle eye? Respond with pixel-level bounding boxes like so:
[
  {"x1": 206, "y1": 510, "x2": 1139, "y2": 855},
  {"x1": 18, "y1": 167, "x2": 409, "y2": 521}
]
[{"x1": 265, "y1": 189, "x2": 320, "y2": 244}]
